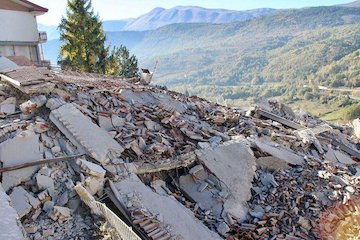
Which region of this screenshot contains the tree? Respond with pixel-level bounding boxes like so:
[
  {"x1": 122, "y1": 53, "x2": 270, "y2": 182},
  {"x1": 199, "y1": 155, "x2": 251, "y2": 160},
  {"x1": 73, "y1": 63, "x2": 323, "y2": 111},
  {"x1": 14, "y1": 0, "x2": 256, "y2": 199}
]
[
  {"x1": 106, "y1": 45, "x2": 138, "y2": 78},
  {"x1": 58, "y1": 0, "x2": 107, "y2": 73}
]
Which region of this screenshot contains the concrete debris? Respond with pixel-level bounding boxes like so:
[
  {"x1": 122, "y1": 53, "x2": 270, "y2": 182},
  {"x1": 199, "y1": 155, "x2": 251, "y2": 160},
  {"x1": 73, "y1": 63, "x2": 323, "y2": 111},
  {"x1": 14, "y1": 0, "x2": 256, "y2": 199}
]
[
  {"x1": 77, "y1": 158, "x2": 106, "y2": 178},
  {"x1": 196, "y1": 140, "x2": 256, "y2": 223},
  {"x1": 0, "y1": 97, "x2": 16, "y2": 114},
  {"x1": 49, "y1": 103, "x2": 124, "y2": 163},
  {"x1": 0, "y1": 130, "x2": 43, "y2": 191},
  {"x1": 9, "y1": 186, "x2": 40, "y2": 218},
  {"x1": 0, "y1": 67, "x2": 359, "y2": 239},
  {"x1": 19, "y1": 95, "x2": 47, "y2": 114},
  {"x1": 0, "y1": 184, "x2": 27, "y2": 239},
  {"x1": 115, "y1": 174, "x2": 222, "y2": 240},
  {"x1": 36, "y1": 174, "x2": 55, "y2": 190},
  {"x1": 254, "y1": 138, "x2": 304, "y2": 166},
  {"x1": 353, "y1": 118, "x2": 360, "y2": 139},
  {"x1": 256, "y1": 156, "x2": 290, "y2": 170}
]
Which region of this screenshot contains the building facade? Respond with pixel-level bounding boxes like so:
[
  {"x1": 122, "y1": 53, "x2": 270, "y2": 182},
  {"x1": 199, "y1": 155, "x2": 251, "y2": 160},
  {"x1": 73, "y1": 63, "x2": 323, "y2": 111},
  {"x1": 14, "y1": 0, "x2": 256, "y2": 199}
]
[{"x1": 0, "y1": 0, "x2": 48, "y2": 65}]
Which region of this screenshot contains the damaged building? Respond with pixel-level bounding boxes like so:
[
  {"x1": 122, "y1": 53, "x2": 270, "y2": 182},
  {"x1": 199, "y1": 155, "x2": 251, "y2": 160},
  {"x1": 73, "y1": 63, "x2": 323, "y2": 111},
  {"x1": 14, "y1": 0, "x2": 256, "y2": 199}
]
[{"x1": 0, "y1": 58, "x2": 359, "y2": 240}]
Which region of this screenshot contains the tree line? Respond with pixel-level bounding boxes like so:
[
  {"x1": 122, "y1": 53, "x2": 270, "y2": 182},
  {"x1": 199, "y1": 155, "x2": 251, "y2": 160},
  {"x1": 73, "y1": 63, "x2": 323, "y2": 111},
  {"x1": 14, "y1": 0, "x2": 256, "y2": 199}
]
[{"x1": 58, "y1": 0, "x2": 138, "y2": 78}]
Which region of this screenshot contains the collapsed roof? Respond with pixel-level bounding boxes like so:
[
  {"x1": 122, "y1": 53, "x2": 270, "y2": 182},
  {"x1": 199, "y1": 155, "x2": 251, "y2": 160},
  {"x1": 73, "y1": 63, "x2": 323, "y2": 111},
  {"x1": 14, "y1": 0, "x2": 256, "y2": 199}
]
[{"x1": 0, "y1": 64, "x2": 359, "y2": 240}]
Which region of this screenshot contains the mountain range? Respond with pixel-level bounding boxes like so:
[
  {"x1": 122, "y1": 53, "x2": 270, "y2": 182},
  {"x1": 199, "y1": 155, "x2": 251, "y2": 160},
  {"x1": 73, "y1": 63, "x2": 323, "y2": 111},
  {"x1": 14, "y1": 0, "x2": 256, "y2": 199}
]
[{"x1": 39, "y1": 6, "x2": 276, "y2": 39}]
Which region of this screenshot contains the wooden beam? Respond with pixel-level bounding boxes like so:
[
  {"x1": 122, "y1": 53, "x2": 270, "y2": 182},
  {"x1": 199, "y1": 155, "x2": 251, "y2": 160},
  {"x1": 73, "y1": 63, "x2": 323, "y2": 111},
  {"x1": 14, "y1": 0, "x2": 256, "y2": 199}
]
[{"x1": 0, "y1": 153, "x2": 85, "y2": 173}]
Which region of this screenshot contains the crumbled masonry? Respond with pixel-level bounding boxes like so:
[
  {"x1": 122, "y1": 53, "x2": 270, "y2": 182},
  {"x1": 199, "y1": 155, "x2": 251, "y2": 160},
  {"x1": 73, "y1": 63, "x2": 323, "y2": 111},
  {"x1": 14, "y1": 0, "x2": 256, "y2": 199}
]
[{"x1": 0, "y1": 65, "x2": 359, "y2": 239}]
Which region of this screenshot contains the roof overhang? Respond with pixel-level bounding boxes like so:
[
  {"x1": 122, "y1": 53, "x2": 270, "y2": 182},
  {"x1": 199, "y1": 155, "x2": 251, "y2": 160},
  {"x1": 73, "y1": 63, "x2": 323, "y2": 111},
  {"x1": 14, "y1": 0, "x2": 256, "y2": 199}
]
[{"x1": 11, "y1": 0, "x2": 48, "y2": 16}]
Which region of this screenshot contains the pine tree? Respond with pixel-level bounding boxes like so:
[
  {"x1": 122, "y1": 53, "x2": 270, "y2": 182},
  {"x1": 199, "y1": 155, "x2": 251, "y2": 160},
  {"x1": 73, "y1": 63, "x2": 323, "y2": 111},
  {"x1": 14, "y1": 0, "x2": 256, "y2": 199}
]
[
  {"x1": 106, "y1": 45, "x2": 139, "y2": 78},
  {"x1": 58, "y1": 0, "x2": 107, "y2": 73}
]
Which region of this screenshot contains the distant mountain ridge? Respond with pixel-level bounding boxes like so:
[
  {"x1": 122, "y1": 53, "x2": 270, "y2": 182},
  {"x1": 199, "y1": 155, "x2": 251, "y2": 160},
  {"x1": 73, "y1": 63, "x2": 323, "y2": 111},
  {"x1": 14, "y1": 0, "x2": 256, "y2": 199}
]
[
  {"x1": 122, "y1": 6, "x2": 277, "y2": 31},
  {"x1": 38, "y1": 6, "x2": 276, "y2": 39},
  {"x1": 342, "y1": 0, "x2": 360, "y2": 7}
]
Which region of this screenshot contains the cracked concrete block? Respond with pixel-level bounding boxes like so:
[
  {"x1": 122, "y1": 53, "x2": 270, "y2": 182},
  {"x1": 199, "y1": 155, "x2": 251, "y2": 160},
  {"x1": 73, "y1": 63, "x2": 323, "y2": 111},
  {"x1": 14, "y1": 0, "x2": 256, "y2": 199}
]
[
  {"x1": 20, "y1": 95, "x2": 47, "y2": 114},
  {"x1": 52, "y1": 206, "x2": 71, "y2": 222},
  {"x1": 179, "y1": 174, "x2": 223, "y2": 217},
  {"x1": 254, "y1": 139, "x2": 304, "y2": 166},
  {"x1": 334, "y1": 150, "x2": 357, "y2": 165},
  {"x1": 98, "y1": 115, "x2": 114, "y2": 131},
  {"x1": 9, "y1": 186, "x2": 39, "y2": 218},
  {"x1": 77, "y1": 159, "x2": 106, "y2": 178},
  {"x1": 0, "y1": 184, "x2": 26, "y2": 239},
  {"x1": 36, "y1": 174, "x2": 55, "y2": 190},
  {"x1": 217, "y1": 222, "x2": 230, "y2": 237},
  {"x1": 0, "y1": 130, "x2": 43, "y2": 191},
  {"x1": 196, "y1": 140, "x2": 256, "y2": 223},
  {"x1": 84, "y1": 176, "x2": 105, "y2": 196},
  {"x1": 0, "y1": 97, "x2": 16, "y2": 114},
  {"x1": 256, "y1": 156, "x2": 291, "y2": 170},
  {"x1": 49, "y1": 103, "x2": 124, "y2": 163},
  {"x1": 46, "y1": 98, "x2": 66, "y2": 110},
  {"x1": 111, "y1": 115, "x2": 125, "y2": 128},
  {"x1": 115, "y1": 174, "x2": 221, "y2": 240}
]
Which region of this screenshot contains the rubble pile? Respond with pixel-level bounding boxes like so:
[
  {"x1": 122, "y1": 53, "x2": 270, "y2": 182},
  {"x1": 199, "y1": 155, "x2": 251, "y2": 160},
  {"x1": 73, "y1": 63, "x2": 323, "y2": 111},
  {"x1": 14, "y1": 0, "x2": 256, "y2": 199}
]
[{"x1": 0, "y1": 65, "x2": 359, "y2": 240}]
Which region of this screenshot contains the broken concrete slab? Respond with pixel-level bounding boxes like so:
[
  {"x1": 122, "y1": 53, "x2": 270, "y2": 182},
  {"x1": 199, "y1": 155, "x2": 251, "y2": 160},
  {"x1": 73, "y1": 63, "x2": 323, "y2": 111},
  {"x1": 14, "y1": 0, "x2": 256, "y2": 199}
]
[
  {"x1": 36, "y1": 174, "x2": 55, "y2": 190},
  {"x1": 179, "y1": 174, "x2": 223, "y2": 217},
  {"x1": 295, "y1": 128, "x2": 324, "y2": 154},
  {"x1": 76, "y1": 159, "x2": 106, "y2": 178},
  {"x1": 334, "y1": 150, "x2": 357, "y2": 165},
  {"x1": 9, "y1": 186, "x2": 40, "y2": 218},
  {"x1": 256, "y1": 156, "x2": 290, "y2": 170},
  {"x1": 115, "y1": 174, "x2": 221, "y2": 240},
  {"x1": 254, "y1": 138, "x2": 304, "y2": 166},
  {"x1": 20, "y1": 95, "x2": 47, "y2": 114},
  {"x1": 46, "y1": 98, "x2": 66, "y2": 110},
  {"x1": 0, "y1": 130, "x2": 43, "y2": 191},
  {"x1": 0, "y1": 184, "x2": 26, "y2": 239},
  {"x1": 196, "y1": 139, "x2": 256, "y2": 223},
  {"x1": 98, "y1": 114, "x2": 113, "y2": 131},
  {"x1": 111, "y1": 115, "x2": 125, "y2": 128},
  {"x1": 49, "y1": 103, "x2": 124, "y2": 163},
  {"x1": 0, "y1": 97, "x2": 16, "y2": 114}
]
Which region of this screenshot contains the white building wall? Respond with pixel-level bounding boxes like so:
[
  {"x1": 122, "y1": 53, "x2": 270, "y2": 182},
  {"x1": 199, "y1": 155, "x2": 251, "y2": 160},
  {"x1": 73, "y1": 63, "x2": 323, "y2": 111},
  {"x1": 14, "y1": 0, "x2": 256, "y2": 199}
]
[{"x1": 0, "y1": 9, "x2": 39, "y2": 42}]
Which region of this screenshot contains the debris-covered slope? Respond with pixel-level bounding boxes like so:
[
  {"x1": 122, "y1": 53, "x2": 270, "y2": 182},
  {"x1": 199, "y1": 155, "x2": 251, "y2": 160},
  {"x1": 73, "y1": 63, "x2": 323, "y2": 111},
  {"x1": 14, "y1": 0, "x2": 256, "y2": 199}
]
[{"x1": 0, "y1": 65, "x2": 359, "y2": 240}]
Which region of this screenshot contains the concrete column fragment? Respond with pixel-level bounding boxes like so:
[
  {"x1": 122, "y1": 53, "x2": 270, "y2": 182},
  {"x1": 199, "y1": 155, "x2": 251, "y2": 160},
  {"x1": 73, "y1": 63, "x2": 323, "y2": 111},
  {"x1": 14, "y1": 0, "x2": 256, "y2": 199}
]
[{"x1": 49, "y1": 103, "x2": 124, "y2": 163}]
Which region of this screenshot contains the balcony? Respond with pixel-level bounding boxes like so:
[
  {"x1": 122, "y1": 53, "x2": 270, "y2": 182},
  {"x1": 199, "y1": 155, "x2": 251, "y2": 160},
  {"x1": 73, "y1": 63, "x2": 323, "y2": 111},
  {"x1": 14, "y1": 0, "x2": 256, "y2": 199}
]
[{"x1": 38, "y1": 31, "x2": 47, "y2": 43}]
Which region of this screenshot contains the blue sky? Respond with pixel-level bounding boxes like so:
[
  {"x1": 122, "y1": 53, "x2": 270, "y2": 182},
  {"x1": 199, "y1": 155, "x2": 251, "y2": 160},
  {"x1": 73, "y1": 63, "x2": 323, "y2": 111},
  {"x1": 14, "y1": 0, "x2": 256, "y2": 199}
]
[{"x1": 31, "y1": 0, "x2": 354, "y2": 25}]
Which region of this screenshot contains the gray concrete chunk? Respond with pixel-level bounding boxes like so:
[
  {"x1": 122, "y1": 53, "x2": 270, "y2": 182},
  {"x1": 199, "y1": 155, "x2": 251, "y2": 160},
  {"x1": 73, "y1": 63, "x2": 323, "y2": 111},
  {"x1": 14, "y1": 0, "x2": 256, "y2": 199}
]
[
  {"x1": 36, "y1": 174, "x2": 55, "y2": 190},
  {"x1": 49, "y1": 103, "x2": 124, "y2": 163},
  {"x1": 196, "y1": 140, "x2": 256, "y2": 223},
  {"x1": 254, "y1": 139, "x2": 304, "y2": 166},
  {"x1": 0, "y1": 130, "x2": 43, "y2": 191},
  {"x1": 0, "y1": 97, "x2": 16, "y2": 114},
  {"x1": 115, "y1": 174, "x2": 221, "y2": 240},
  {"x1": 0, "y1": 184, "x2": 26, "y2": 239},
  {"x1": 9, "y1": 186, "x2": 37, "y2": 218}
]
